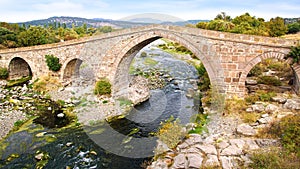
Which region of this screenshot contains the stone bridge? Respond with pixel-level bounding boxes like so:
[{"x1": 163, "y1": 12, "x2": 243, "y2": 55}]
[{"x1": 0, "y1": 25, "x2": 299, "y2": 98}]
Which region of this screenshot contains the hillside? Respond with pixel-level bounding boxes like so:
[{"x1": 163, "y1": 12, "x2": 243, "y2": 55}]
[
  {"x1": 17, "y1": 16, "x2": 210, "y2": 29},
  {"x1": 18, "y1": 16, "x2": 149, "y2": 29}
]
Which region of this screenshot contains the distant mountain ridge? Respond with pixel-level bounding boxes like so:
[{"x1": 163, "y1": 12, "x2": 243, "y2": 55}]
[
  {"x1": 17, "y1": 16, "x2": 210, "y2": 29},
  {"x1": 18, "y1": 16, "x2": 149, "y2": 29}
]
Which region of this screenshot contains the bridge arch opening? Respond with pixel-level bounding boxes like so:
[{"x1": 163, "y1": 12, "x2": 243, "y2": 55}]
[
  {"x1": 62, "y1": 58, "x2": 83, "y2": 80},
  {"x1": 8, "y1": 57, "x2": 32, "y2": 80},
  {"x1": 241, "y1": 52, "x2": 299, "y2": 96},
  {"x1": 110, "y1": 33, "x2": 217, "y2": 99}
]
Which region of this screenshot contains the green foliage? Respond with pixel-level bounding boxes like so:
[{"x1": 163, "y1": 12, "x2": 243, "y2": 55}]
[
  {"x1": 257, "y1": 76, "x2": 282, "y2": 86},
  {"x1": 6, "y1": 76, "x2": 32, "y2": 88},
  {"x1": 268, "y1": 17, "x2": 288, "y2": 37},
  {"x1": 97, "y1": 26, "x2": 113, "y2": 33},
  {"x1": 117, "y1": 98, "x2": 133, "y2": 107},
  {"x1": 140, "y1": 51, "x2": 147, "y2": 57},
  {"x1": 287, "y1": 45, "x2": 300, "y2": 64},
  {"x1": 17, "y1": 26, "x2": 59, "y2": 47},
  {"x1": 288, "y1": 22, "x2": 300, "y2": 34},
  {"x1": 249, "y1": 148, "x2": 300, "y2": 169},
  {"x1": 0, "y1": 27, "x2": 17, "y2": 48},
  {"x1": 14, "y1": 120, "x2": 25, "y2": 127},
  {"x1": 196, "y1": 12, "x2": 290, "y2": 37},
  {"x1": 278, "y1": 115, "x2": 300, "y2": 156},
  {"x1": 248, "y1": 63, "x2": 265, "y2": 76},
  {"x1": 0, "y1": 67, "x2": 9, "y2": 79},
  {"x1": 245, "y1": 90, "x2": 277, "y2": 103},
  {"x1": 156, "y1": 116, "x2": 185, "y2": 149},
  {"x1": 195, "y1": 63, "x2": 210, "y2": 91},
  {"x1": 45, "y1": 54, "x2": 62, "y2": 71},
  {"x1": 189, "y1": 113, "x2": 208, "y2": 134},
  {"x1": 143, "y1": 57, "x2": 158, "y2": 66},
  {"x1": 94, "y1": 78, "x2": 112, "y2": 95}
]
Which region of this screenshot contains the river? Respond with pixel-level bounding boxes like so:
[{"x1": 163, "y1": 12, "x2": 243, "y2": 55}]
[{"x1": 0, "y1": 39, "x2": 200, "y2": 169}]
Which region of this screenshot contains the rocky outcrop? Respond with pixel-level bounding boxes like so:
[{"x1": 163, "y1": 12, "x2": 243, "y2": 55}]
[
  {"x1": 147, "y1": 134, "x2": 279, "y2": 169},
  {"x1": 128, "y1": 76, "x2": 150, "y2": 105}
]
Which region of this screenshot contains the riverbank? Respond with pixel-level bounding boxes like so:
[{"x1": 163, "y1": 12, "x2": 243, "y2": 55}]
[
  {"x1": 147, "y1": 93, "x2": 300, "y2": 169},
  {"x1": 0, "y1": 81, "x2": 32, "y2": 139}
]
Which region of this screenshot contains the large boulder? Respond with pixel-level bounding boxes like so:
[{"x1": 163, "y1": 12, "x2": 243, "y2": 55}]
[
  {"x1": 283, "y1": 99, "x2": 300, "y2": 110},
  {"x1": 237, "y1": 124, "x2": 257, "y2": 136},
  {"x1": 128, "y1": 76, "x2": 150, "y2": 105}
]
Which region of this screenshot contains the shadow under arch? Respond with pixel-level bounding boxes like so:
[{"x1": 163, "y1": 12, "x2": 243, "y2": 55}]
[
  {"x1": 105, "y1": 30, "x2": 220, "y2": 98},
  {"x1": 61, "y1": 58, "x2": 83, "y2": 81},
  {"x1": 239, "y1": 51, "x2": 300, "y2": 94},
  {"x1": 8, "y1": 57, "x2": 33, "y2": 80}
]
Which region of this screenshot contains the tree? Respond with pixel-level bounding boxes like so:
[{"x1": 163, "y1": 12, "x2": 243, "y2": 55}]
[
  {"x1": 17, "y1": 26, "x2": 58, "y2": 47},
  {"x1": 97, "y1": 26, "x2": 113, "y2": 33},
  {"x1": 268, "y1": 17, "x2": 287, "y2": 37},
  {"x1": 287, "y1": 22, "x2": 300, "y2": 34},
  {"x1": 287, "y1": 45, "x2": 300, "y2": 64},
  {"x1": 215, "y1": 12, "x2": 231, "y2": 21}
]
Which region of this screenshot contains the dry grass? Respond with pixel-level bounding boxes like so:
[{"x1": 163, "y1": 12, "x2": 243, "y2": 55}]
[
  {"x1": 281, "y1": 32, "x2": 300, "y2": 40},
  {"x1": 33, "y1": 75, "x2": 62, "y2": 93}
]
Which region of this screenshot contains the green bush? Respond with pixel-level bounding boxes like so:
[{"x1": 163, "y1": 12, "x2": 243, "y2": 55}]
[
  {"x1": 140, "y1": 51, "x2": 147, "y2": 57},
  {"x1": 249, "y1": 148, "x2": 300, "y2": 169},
  {"x1": 278, "y1": 115, "x2": 300, "y2": 156},
  {"x1": 94, "y1": 78, "x2": 111, "y2": 95},
  {"x1": 258, "y1": 114, "x2": 300, "y2": 157},
  {"x1": 45, "y1": 54, "x2": 62, "y2": 71},
  {"x1": 156, "y1": 117, "x2": 185, "y2": 149},
  {"x1": 258, "y1": 76, "x2": 282, "y2": 86},
  {"x1": 287, "y1": 45, "x2": 300, "y2": 64},
  {"x1": 0, "y1": 67, "x2": 9, "y2": 79},
  {"x1": 195, "y1": 63, "x2": 210, "y2": 91}
]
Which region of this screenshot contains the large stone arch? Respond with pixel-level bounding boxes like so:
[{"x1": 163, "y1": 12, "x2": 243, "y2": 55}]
[
  {"x1": 239, "y1": 51, "x2": 300, "y2": 94},
  {"x1": 8, "y1": 57, "x2": 33, "y2": 80},
  {"x1": 61, "y1": 58, "x2": 83, "y2": 80},
  {"x1": 102, "y1": 30, "x2": 220, "y2": 97}
]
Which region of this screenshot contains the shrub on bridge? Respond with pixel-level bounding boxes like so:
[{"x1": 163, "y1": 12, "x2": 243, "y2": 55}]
[
  {"x1": 94, "y1": 78, "x2": 111, "y2": 95},
  {"x1": 0, "y1": 67, "x2": 9, "y2": 79},
  {"x1": 45, "y1": 54, "x2": 62, "y2": 72},
  {"x1": 287, "y1": 45, "x2": 300, "y2": 64}
]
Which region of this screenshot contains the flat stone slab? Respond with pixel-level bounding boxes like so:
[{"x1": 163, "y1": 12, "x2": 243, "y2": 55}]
[{"x1": 237, "y1": 124, "x2": 257, "y2": 136}]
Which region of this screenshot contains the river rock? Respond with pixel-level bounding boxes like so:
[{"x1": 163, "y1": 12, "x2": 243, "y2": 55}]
[
  {"x1": 35, "y1": 153, "x2": 44, "y2": 161},
  {"x1": 265, "y1": 104, "x2": 278, "y2": 113},
  {"x1": 237, "y1": 124, "x2": 256, "y2": 136},
  {"x1": 283, "y1": 99, "x2": 300, "y2": 110},
  {"x1": 221, "y1": 145, "x2": 243, "y2": 156},
  {"x1": 57, "y1": 113, "x2": 65, "y2": 118},
  {"x1": 246, "y1": 79, "x2": 257, "y2": 85},
  {"x1": 276, "y1": 111, "x2": 294, "y2": 119},
  {"x1": 195, "y1": 144, "x2": 217, "y2": 155},
  {"x1": 128, "y1": 76, "x2": 150, "y2": 105},
  {"x1": 172, "y1": 154, "x2": 187, "y2": 168},
  {"x1": 251, "y1": 103, "x2": 265, "y2": 112},
  {"x1": 271, "y1": 96, "x2": 287, "y2": 104},
  {"x1": 205, "y1": 154, "x2": 220, "y2": 167},
  {"x1": 187, "y1": 153, "x2": 203, "y2": 168}
]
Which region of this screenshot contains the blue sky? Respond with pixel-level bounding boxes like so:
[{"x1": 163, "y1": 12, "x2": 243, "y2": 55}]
[{"x1": 0, "y1": 0, "x2": 299, "y2": 22}]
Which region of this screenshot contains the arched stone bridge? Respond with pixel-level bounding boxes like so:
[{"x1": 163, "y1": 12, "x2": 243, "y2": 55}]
[{"x1": 0, "y1": 25, "x2": 299, "y2": 98}]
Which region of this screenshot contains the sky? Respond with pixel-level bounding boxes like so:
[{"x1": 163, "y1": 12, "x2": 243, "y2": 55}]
[{"x1": 0, "y1": 0, "x2": 299, "y2": 22}]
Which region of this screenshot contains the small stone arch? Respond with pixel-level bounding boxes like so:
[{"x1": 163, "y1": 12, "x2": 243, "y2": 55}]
[
  {"x1": 239, "y1": 51, "x2": 300, "y2": 94},
  {"x1": 8, "y1": 57, "x2": 32, "y2": 80},
  {"x1": 62, "y1": 58, "x2": 83, "y2": 80},
  {"x1": 104, "y1": 30, "x2": 220, "y2": 97}
]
